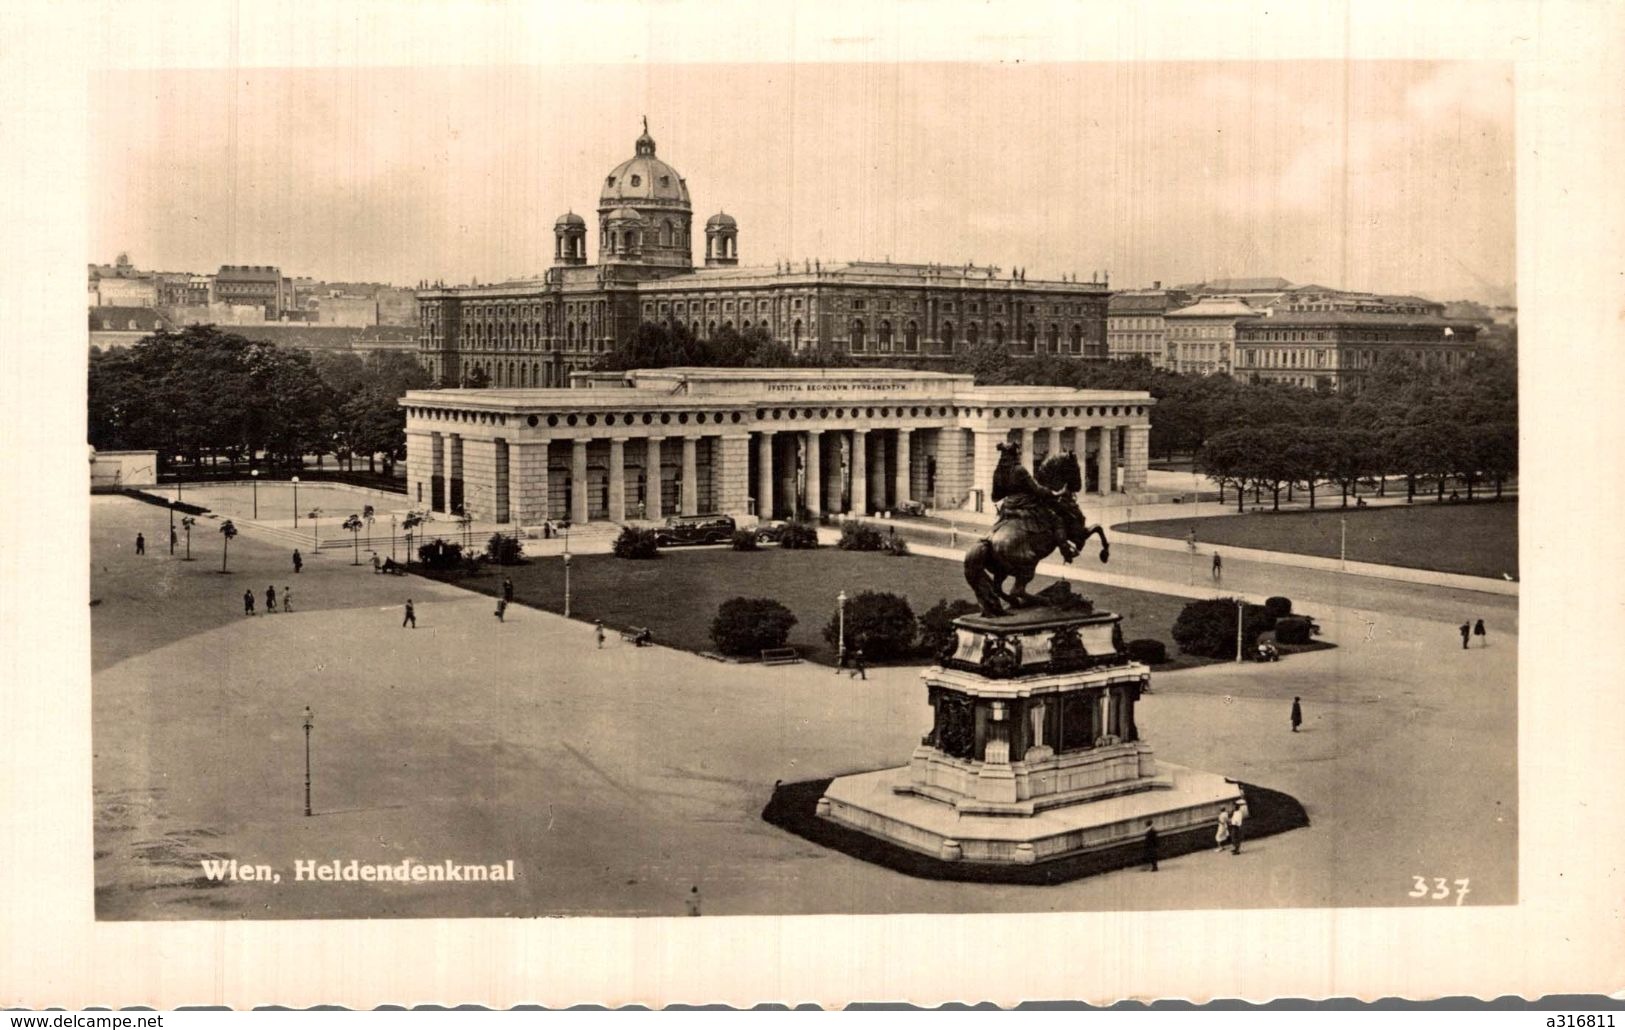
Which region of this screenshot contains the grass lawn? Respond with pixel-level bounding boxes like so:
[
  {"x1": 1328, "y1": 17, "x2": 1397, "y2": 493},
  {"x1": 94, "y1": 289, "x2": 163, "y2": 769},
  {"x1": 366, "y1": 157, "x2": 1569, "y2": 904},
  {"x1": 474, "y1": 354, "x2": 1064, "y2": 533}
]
[
  {"x1": 1118, "y1": 500, "x2": 1518, "y2": 579},
  {"x1": 419, "y1": 546, "x2": 1228, "y2": 671}
]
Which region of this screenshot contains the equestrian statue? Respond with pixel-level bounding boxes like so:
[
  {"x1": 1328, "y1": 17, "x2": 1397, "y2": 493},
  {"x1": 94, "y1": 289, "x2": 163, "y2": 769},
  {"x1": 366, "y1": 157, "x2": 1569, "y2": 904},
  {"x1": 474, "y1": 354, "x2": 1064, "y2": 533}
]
[{"x1": 963, "y1": 441, "x2": 1109, "y2": 617}]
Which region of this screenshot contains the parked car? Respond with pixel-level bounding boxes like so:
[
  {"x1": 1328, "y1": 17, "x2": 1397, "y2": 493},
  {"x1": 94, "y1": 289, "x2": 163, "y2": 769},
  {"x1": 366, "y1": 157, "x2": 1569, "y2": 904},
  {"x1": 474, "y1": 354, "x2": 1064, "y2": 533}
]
[
  {"x1": 754, "y1": 519, "x2": 790, "y2": 544},
  {"x1": 653, "y1": 513, "x2": 737, "y2": 547}
]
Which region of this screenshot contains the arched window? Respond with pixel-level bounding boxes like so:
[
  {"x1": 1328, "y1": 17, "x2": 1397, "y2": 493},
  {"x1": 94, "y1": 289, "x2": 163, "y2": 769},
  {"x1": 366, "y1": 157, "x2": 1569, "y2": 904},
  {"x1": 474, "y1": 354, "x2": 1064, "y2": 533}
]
[
  {"x1": 1046, "y1": 324, "x2": 1059, "y2": 352},
  {"x1": 904, "y1": 320, "x2": 919, "y2": 352},
  {"x1": 851, "y1": 319, "x2": 866, "y2": 351},
  {"x1": 967, "y1": 323, "x2": 979, "y2": 346},
  {"x1": 793, "y1": 318, "x2": 803, "y2": 348},
  {"x1": 992, "y1": 322, "x2": 1005, "y2": 346},
  {"x1": 624, "y1": 230, "x2": 636, "y2": 251},
  {"x1": 663, "y1": 220, "x2": 673, "y2": 246},
  {"x1": 1023, "y1": 324, "x2": 1037, "y2": 351},
  {"x1": 941, "y1": 321, "x2": 956, "y2": 349},
  {"x1": 879, "y1": 320, "x2": 893, "y2": 351},
  {"x1": 1070, "y1": 324, "x2": 1083, "y2": 354},
  {"x1": 707, "y1": 321, "x2": 717, "y2": 338}
]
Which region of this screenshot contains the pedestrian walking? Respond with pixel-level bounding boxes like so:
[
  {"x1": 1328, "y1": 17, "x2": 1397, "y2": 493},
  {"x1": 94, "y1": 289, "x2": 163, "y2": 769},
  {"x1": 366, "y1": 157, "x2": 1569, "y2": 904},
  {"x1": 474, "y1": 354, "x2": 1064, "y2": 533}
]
[
  {"x1": 292, "y1": 549, "x2": 303, "y2": 574},
  {"x1": 1459, "y1": 621, "x2": 1471, "y2": 650},
  {"x1": 595, "y1": 621, "x2": 605, "y2": 648},
  {"x1": 495, "y1": 598, "x2": 507, "y2": 623},
  {"x1": 503, "y1": 577, "x2": 514, "y2": 603},
  {"x1": 372, "y1": 554, "x2": 381, "y2": 574},
  {"x1": 170, "y1": 528, "x2": 178, "y2": 551},
  {"x1": 1215, "y1": 805, "x2": 1231, "y2": 851},
  {"x1": 1142, "y1": 821, "x2": 1159, "y2": 872},
  {"x1": 243, "y1": 589, "x2": 255, "y2": 616},
  {"x1": 1291, "y1": 696, "x2": 1303, "y2": 733},
  {"x1": 849, "y1": 646, "x2": 867, "y2": 681},
  {"x1": 135, "y1": 532, "x2": 146, "y2": 556},
  {"x1": 1473, "y1": 618, "x2": 1487, "y2": 647},
  {"x1": 1229, "y1": 799, "x2": 1247, "y2": 854},
  {"x1": 1211, "y1": 551, "x2": 1222, "y2": 580},
  {"x1": 403, "y1": 599, "x2": 416, "y2": 629},
  {"x1": 282, "y1": 587, "x2": 292, "y2": 613},
  {"x1": 266, "y1": 585, "x2": 278, "y2": 613},
  {"x1": 685, "y1": 886, "x2": 702, "y2": 917}
]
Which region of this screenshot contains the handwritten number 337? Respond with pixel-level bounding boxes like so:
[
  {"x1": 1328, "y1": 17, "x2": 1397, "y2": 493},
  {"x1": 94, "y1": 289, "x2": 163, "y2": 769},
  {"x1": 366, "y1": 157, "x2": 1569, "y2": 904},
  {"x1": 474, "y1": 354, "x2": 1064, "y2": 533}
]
[{"x1": 1409, "y1": 876, "x2": 1470, "y2": 905}]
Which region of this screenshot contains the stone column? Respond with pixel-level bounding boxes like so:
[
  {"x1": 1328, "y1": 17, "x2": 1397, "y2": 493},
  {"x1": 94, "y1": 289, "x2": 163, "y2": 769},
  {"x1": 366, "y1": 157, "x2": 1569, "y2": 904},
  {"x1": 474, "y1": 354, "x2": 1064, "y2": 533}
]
[
  {"x1": 430, "y1": 432, "x2": 446, "y2": 513},
  {"x1": 714, "y1": 434, "x2": 751, "y2": 515},
  {"x1": 755, "y1": 430, "x2": 776, "y2": 519},
  {"x1": 509, "y1": 441, "x2": 550, "y2": 525},
  {"x1": 405, "y1": 429, "x2": 433, "y2": 509},
  {"x1": 971, "y1": 430, "x2": 1001, "y2": 512},
  {"x1": 570, "y1": 438, "x2": 589, "y2": 524},
  {"x1": 894, "y1": 428, "x2": 912, "y2": 506},
  {"x1": 447, "y1": 433, "x2": 464, "y2": 514},
  {"x1": 933, "y1": 427, "x2": 968, "y2": 509},
  {"x1": 1123, "y1": 424, "x2": 1150, "y2": 491},
  {"x1": 681, "y1": 436, "x2": 700, "y2": 516},
  {"x1": 850, "y1": 429, "x2": 868, "y2": 515},
  {"x1": 1101, "y1": 426, "x2": 1117, "y2": 493},
  {"x1": 1046, "y1": 427, "x2": 1063, "y2": 458},
  {"x1": 608, "y1": 437, "x2": 627, "y2": 522},
  {"x1": 1020, "y1": 427, "x2": 1036, "y2": 470},
  {"x1": 494, "y1": 439, "x2": 510, "y2": 523},
  {"x1": 805, "y1": 429, "x2": 822, "y2": 517},
  {"x1": 867, "y1": 431, "x2": 887, "y2": 510},
  {"x1": 644, "y1": 437, "x2": 664, "y2": 520}
]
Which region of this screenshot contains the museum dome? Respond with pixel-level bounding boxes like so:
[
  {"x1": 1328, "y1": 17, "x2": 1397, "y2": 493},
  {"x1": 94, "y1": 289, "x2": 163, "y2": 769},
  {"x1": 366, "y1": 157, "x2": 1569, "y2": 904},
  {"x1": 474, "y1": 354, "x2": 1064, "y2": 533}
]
[
  {"x1": 599, "y1": 122, "x2": 691, "y2": 209},
  {"x1": 705, "y1": 211, "x2": 737, "y2": 228},
  {"x1": 554, "y1": 210, "x2": 586, "y2": 228}
]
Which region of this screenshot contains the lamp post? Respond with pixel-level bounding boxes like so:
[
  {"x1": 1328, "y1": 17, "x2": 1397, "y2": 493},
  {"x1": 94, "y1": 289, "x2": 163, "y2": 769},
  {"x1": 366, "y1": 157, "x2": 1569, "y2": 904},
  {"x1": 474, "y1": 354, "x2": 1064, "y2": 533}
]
[
  {"x1": 302, "y1": 706, "x2": 313, "y2": 817},
  {"x1": 1340, "y1": 516, "x2": 1347, "y2": 572},
  {"x1": 251, "y1": 469, "x2": 259, "y2": 520},
  {"x1": 562, "y1": 550, "x2": 573, "y2": 619},
  {"x1": 291, "y1": 476, "x2": 300, "y2": 529},
  {"x1": 1235, "y1": 598, "x2": 1246, "y2": 664},
  {"x1": 390, "y1": 514, "x2": 397, "y2": 561},
  {"x1": 836, "y1": 590, "x2": 848, "y2": 673}
]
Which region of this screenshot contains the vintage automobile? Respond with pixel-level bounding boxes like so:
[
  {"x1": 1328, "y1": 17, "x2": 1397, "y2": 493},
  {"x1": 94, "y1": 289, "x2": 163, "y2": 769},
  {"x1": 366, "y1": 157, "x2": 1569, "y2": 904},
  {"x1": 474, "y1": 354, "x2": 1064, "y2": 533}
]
[
  {"x1": 652, "y1": 513, "x2": 737, "y2": 547},
  {"x1": 754, "y1": 519, "x2": 790, "y2": 544}
]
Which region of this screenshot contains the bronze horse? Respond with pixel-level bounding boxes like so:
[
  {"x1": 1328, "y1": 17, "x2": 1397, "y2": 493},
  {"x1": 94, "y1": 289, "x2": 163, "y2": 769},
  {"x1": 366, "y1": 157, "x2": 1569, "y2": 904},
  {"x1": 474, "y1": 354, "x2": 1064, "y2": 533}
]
[{"x1": 963, "y1": 446, "x2": 1110, "y2": 617}]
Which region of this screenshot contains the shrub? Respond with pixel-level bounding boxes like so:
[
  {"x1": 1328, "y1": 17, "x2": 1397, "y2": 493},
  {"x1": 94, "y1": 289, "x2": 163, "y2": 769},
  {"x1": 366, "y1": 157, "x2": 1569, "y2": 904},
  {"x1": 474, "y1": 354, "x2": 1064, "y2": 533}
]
[
  {"x1": 1264, "y1": 596, "x2": 1293, "y2": 620},
  {"x1": 612, "y1": 527, "x2": 661, "y2": 559},
  {"x1": 778, "y1": 521, "x2": 819, "y2": 549},
  {"x1": 822, "y1": 590, "x2": 916, "y2": 661},
  {"x1": 1274, "y1": 616, "x2": 1315, "y2": 645},
  {"x1": 710, "y1": 597, "x2": 797, "y2": 656},
  {"x1": 1171, "y1": 597, "x2": 1273, "y2": 659},
  {"x1": 731, "y1": 529, "x2": 760, "y2": 551},
  {"x1": 1126, "y1": 638, "x2": 1169, "y2": 665},
  {"x1": 837, "y1": 522, "x2": 886, "y2": 551},
  {"x1": 883, "y1": 532, "x2": 911, "y2": 556},
  {"x1": 916, "y1": 598, "x2": 979, "y2": 660},
  {"x1": 416, "y1": 538, "x2": 464, "y2": 570},
  {"x1": 485, "y1": 532, "x2": 525, "y2": 564}
]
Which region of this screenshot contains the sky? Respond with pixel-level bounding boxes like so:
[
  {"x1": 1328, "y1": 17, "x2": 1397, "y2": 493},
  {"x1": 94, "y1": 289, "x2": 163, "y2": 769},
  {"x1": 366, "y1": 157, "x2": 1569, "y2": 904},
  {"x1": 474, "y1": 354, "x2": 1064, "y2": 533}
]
[{"x1": 90, "y1": 60, "x2": 1515, "y2": 304}]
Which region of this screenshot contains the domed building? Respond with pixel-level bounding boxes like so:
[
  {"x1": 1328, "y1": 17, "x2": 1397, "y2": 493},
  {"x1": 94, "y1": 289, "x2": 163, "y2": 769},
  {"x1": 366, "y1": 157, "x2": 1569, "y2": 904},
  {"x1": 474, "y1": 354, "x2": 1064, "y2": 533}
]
[{"x1": 417, "y1": 120, "x2": 1113, "y2": 393}]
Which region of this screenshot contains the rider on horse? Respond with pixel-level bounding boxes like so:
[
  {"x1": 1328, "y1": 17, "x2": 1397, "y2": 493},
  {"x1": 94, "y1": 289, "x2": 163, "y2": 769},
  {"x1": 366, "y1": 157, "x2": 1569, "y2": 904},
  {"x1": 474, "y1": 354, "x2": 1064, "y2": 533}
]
[{"x1": 992, "y1": 441, "x2": 1082, "y2": 562}]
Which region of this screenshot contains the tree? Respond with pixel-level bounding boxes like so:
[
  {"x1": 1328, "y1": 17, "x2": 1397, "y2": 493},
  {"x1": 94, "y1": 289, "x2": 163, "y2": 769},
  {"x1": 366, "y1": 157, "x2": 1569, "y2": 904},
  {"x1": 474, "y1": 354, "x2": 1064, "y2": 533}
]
[
  {"x1": 821, "y1": 591, "x2": 916, "y2": 661},
  {"x1": 1328, "y1": 426, "x2": 1380, "y2": 507},
  {"x1": 343, "y1": 513, "x2": 364, "y2": 565},
  {"x1": 1196, "y1": 429, "x2": 1258, "y2": 513},
  {"x1": 401, "y1": 510, "x2": 431, "y2": 558},
  {"x1": 179, "y1": 515, "x2": 195, "y2": 560},
  {"x1": 1283, "y1": 427, "x2": 1338, "y2": 510},
  {"x1": 218, "y1": 519, "x2": 238, "y2": 573},
  {"x1": 710, "y1": 597, "x2": 797, "y2": 657}
]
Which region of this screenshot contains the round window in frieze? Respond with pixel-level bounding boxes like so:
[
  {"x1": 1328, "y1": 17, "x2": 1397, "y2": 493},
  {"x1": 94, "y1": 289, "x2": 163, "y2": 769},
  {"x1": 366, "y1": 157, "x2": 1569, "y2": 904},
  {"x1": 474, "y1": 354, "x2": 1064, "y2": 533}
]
[
  {"x1": 586, "y1": 414, "x2": 597, "y2": 426},
  {"x1": 731, "y1": 412, "x2": 742, "y2": 423},
  {"x1": 678, "y1": 413, "x2": 689, "y2": 424},
  {"x1": 528, "y1": 415, "x2": 539, "y2": 428},
  {"x1": 566, "y1": 414, "x2": 577, "y2": 427}
]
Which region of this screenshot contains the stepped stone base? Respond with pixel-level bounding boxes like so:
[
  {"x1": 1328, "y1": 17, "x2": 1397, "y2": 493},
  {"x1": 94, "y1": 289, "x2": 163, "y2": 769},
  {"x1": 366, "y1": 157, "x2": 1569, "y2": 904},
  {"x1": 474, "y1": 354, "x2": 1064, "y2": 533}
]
[{"x1": 820, "y1": 761, "x2": 1241, "y2": 865}]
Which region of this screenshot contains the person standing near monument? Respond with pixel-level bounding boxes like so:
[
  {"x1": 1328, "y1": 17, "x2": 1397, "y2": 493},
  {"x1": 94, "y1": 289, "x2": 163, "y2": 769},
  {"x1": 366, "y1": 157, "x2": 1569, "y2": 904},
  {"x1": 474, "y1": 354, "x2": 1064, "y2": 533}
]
[
  {"x1": 265, "y1": 585, "x2": 277, "y2": 614},
  {"x1": 1459, "y1": 621, "x2": 1471, "y2": 650},
  {"x1": 292, "y1": 549, "x2": 303, "y2": 574},
  {"x1": 282, "y1": 587, "x2": 292, "y2": 613},
  {"x1": 1215, "y1": 806, "x2": 1231, "y2": 852},
  {"x1": 849, "y1": 645, "x2": 867, "y2": 681},
  {"x1": 243, "y1": 589, "x2": 255, "y2": 616},
  {"x1": 170, "y1": 527, "x2": 177, "y2": 552},
  {"x1": 1229, "y1": 800, "x2": 1247, "y2": 854},
  {"x1": 135, "y1": 532, "x2": 145, "y2": 556},
  {"x1": 1474, "y1": 618, "x2": 1487, "y2": 647},
  {"x1": 595, "y1": 621, "x2": 606, "y2": 649},
  {"x1": 1291, "y1": 696, "x2": 1303, "y2": 732},
  {"x1": 495, "y1": 597, "x2": 507, "y2": 623},
  {"x1": 1142, "y1": 821, "x2": 1159, "y2": 872},
  {"x1": 1211, "y1": 551, "x2": 1222, "y2": 581},
  {"x1": 402, "y1": 599, "x2": 416, "y2": 629},
  {"x1": 685, "y1": 886, "x2": 702, "y2": 916},
  {"x1": 503, "y1": 577, "x2": 515, "y2": 604}
]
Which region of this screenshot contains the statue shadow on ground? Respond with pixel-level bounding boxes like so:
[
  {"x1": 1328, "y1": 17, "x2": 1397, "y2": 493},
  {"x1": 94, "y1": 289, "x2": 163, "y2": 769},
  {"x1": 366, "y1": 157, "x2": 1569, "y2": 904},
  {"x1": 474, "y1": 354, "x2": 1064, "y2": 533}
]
[{"x1": 761, "y1": 778, "x2": 1308, "y2": 887}]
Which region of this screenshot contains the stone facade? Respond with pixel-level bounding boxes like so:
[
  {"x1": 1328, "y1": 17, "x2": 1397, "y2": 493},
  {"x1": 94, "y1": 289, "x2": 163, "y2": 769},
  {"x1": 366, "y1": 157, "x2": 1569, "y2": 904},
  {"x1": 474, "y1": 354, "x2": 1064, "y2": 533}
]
[{"x1": 402, "y1": 368, "x2": 1155, "y2": 527}]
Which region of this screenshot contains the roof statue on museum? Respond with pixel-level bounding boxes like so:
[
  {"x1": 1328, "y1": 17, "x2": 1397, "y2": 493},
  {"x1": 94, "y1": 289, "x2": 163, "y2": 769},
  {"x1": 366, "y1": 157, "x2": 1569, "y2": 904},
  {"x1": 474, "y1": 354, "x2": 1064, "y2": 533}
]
[{"x1": 600, "y1": 121, "x2": 691, "y2": 209}]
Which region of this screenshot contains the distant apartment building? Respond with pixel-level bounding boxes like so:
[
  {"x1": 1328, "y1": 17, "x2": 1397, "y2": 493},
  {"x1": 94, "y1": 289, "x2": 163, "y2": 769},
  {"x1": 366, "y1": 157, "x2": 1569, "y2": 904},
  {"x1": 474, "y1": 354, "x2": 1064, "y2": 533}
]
[
  {"x1": 214, "y1": 265, "x2": 294, "y2": 319},
  {"x1": 1177, "y1": 276, "x2": 1294, "y2": 308},
  {"x1": 1106, "y1": 283, "x2": 1191, "y2": 367},
  {"x1": 315, "y1": 295, "x2": 379, "y2": 327},
  {"x1": 1234, "y1": 311, "x2": 1481, "y2": 393},
  {"x1": 1277, "y1": 284, "x2": 1444, "y2": 317},
  {"x1": 1163, "y1": 297, "x2": 1262, "y2": 375}
]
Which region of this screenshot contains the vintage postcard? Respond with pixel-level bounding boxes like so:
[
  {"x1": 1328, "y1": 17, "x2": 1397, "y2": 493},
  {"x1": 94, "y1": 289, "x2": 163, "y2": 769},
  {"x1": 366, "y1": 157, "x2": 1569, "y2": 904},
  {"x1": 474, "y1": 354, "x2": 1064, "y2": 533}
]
[{"x1": 4, "y1": 0, "x2": 1622, "y2": 1010}]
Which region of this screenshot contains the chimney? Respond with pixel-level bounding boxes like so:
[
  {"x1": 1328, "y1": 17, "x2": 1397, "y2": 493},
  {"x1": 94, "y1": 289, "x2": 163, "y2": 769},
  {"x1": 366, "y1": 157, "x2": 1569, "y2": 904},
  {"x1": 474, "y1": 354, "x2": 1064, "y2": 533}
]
[{"x1": 1153, "y1": 280, "x2": 1162, "y2": 290}]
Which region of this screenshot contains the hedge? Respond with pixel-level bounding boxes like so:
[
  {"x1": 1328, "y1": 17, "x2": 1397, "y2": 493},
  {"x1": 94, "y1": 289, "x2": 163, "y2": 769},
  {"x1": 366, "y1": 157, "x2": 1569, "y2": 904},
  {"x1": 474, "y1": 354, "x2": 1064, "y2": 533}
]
[
  {"x1": 1171, "y1": 597, "x2": 1273, "y2": 659},
  {"x1": 778, "y1": 522, "x2": 820, "y2": 549},
  {"x1": 711, "y1": 597, "x2": 797, "y2": 656},
  {"x1": 1264, "y1": 596, "x2": 1293, "y2": 620},
  {"x1": 1126, "y1": 638, "x2": 1169, "y2": 665},
  {"x1": 822, "y1": 590, "x2": 916, "y2": 661},
  {"x1": 837, "y1": 522, "x2": 886, "y2": 551},
  {"x1": 1274, "y1": 616, "x2": 1315, "y2": 645},
  {"x1": 731, "y1": 529, "x2": 759, "y2": 551},
  {"x1": 612, "y1": 527, "x2": 661, "y2": 559}
]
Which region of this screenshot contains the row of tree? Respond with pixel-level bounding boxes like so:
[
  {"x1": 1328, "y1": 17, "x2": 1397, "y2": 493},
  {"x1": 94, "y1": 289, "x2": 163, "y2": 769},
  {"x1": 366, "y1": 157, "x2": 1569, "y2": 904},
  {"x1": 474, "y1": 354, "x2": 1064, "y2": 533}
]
[{"x1": 89, "y1": 325, "x2": 432, "y2": 473}]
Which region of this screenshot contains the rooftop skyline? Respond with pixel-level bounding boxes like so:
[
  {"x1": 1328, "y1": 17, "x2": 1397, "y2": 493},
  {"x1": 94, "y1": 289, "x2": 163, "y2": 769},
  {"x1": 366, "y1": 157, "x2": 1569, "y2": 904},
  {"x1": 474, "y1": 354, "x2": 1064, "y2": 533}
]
[{"x1": 91, "y1": 60, "x2": 1515, "y2": 306}]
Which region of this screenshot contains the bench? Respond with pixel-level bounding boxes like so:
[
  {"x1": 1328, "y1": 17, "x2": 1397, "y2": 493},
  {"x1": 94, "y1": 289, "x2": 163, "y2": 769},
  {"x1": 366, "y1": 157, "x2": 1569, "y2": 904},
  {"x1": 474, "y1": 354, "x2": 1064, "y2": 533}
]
[
  {"x1": 761, "y1": 647, "x2": 801, "y2": 666},
  {"x1": 621, "y1": 626, "x2": 653, "y2": 646}
]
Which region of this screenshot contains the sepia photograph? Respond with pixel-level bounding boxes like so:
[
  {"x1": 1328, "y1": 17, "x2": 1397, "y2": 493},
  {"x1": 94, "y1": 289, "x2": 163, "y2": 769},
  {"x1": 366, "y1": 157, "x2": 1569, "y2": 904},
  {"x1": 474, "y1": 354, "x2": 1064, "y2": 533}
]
[
  {"x1": 5, "y1": 0, "x2": 1623, "y2": 1011},
  {"x1": 85, "y1": 57, "x2": 1518, "y2": 920}
]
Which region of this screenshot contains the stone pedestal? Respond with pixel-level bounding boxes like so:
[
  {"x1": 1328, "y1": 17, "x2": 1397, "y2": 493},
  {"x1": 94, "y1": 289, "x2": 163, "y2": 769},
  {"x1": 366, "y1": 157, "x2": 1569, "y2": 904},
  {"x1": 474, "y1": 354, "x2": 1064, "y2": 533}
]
[{"x1": 819, "y1": 604, "x2": 1241, "y2": 865}]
